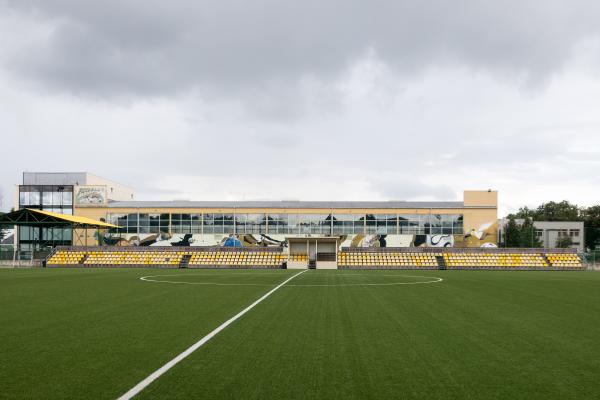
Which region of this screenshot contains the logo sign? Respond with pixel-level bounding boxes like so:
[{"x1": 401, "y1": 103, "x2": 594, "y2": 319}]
[{"x1": 75, "y1": 186, "x2": 107, "y2": 206}]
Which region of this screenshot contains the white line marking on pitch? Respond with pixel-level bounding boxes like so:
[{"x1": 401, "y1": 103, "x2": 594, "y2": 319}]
[
  {"x1": 140, "y1": 273, "x2": 443, "y2": 287},
  {"x1": 140, "y1": 274, "x2": 276, "y2": 286},
  {"x1": 117, "y1": 270, "x2": 307, "y2": 400},
  {"x1": 287, "y1": 275, "x2": 443, "y2": 287}
]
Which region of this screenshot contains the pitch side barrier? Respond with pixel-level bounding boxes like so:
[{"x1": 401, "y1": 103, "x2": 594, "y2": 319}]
[{"x1": 338, "y1": 247, "x2": 583, "y2": 270}]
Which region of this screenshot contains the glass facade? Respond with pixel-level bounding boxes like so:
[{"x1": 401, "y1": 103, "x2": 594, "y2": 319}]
[
  {"x1": 235, "y1": 214, "x2": 267, "y2": 234},
  {"x1": 18, "y1": 185, "x2": 75, "y2": 250},
  {"x1": 398, "y1": 214, "x2": 463, "y2": 235},
  {"x1": 332, "y1": 214, "x2": 366, "y2": 235},
  {"x1": 19, "y1": 185, "x2": 73, "y2": 214},
  {"x1": 365, "y1": 214, "x2": 398, "y2": 234},
  {"x1": 170, "y1": 213, "x2": 201, "y2": 234},
  {"x1": 106, "y1": 212, "x2": 464, "y2": 236}
]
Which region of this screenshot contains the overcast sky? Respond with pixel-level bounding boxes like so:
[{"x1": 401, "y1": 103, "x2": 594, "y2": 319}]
[{"x1": 1, "y1": 1, "x2": 599, "y2": 215}]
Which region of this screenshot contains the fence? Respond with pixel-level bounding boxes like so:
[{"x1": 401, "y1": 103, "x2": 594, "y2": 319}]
[
  {"x1": 580, "y1": 251, "x2": 599, "y2": 270},
  {"x1": 0, "y1": 245, "x2": 51, "y2": 267}
]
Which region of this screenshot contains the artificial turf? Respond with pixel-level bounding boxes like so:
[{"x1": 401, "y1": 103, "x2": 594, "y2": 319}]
[{"x1": 1, "y1": 268, "x2": 599, "y2": 399}]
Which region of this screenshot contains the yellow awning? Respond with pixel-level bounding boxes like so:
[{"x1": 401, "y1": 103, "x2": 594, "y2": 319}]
[{"x1": 27, "y1": 208, "x2": 120, "y2": 229}]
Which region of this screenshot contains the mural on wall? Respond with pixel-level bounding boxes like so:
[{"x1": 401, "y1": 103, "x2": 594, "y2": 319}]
[
  {"x1": 75, "y1": 186, "x2": 107, "y2": 205},
  {"x1": 412, "y1": 234, "x2": 455, "y2": 247},
  {"x1": 338, "y1": 221, "x2": 498, "y2": 248},
  {"x1": 97, "y1": 221, "x2": 498, "y2": 248},
  {"x1": 454, "y1": 221, "x2": 498, "y2": 248},
  {"x1": 100, "y1": 233, "x2": 287, "y2": 247}
]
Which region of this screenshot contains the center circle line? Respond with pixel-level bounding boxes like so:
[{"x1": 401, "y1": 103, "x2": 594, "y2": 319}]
[{"x1": 139, "y1": 274, "x2": 444, "y2": 287}]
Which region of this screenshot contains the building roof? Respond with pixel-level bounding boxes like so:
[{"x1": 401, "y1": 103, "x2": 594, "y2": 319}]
[
  {"x1": 106, "y1": 200, "x2": 466, "y2": 209},
  {"x1": 0, "y1": 208, "x2": 119, "y2": 229}
]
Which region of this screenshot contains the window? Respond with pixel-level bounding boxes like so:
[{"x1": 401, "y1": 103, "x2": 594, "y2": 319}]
[
  {"x1": 126, "y1": 214, "x2": 138, "y2": 233},
  {"x1": 298, "y1": 214, "x2": 332, "y2": 235},
  {"x1": 429, "y1": 214, "x2": 442, "y2": 234},
  {"x1": 453, "y1": 215, "x2": 464, "y2": 234},
  {"x1": 19, "y1": 185, "x2": 73, "y2": 214},
  {"x1": 191, "y1": 214, "x2": 201, "y2": 233},
  {"x1": 207, "y1": 214, "x2": 235, "y2": 234},
  {"x1": 203, "y1": 213, "x2": 215, "y2": 234},
  {"x1": 398, "y1": 214, "x2": 463, "y2": 235},
  {"x1": 366, "y1": 214, "x2": 397, "y2": 234},
  {"x1": 236, "y1": 214, "x2": 266, "y2": 234},
  {"x1": 147, "y1": 214, "x2": 170, "y2": 234},
  {"x1": 267, "y1": 214, "x2": 288, "y2": 234},
  {"x1": 106, "y1": 213, "x2": 136, "y2": 233},
  {"x1": 171, "y1": 214, "x2": 193, "y2": 234},
  {"x1": 332, "y1": 214, "x2": 365, "y2": 235},
  {"x1": 399, "y1": 215, "x2": 420, "y2": 234}
]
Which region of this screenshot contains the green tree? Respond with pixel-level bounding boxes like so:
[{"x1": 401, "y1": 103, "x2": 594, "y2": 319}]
[
  {"x1": 582, "y1": 205, "x2": 600, "y2": 250},
  {"x1": 534, "y1": 201, "x2": 581, "y2": 221},
  {"x1": 519, "y1": 218, "x2": 542, "y2": 248},
  {"x1": 508, "y1": 200, "x2": 600, "y2": 250},
  {"x1": 512, "y1": 201, "x2": 581, "y2": 221},
  {"x1": 511, "y1": 206, "x2": 537, "y2": 220},
  {"x1": 555, "y1": 236, "x2": 573, "y2": 248},
  {"x1": 504, "y1": 217, "x2": 521, "y2": 247}
]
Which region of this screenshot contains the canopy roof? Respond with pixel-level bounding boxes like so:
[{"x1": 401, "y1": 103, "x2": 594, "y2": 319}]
[{"x1": 0, "y1": 208, "x2": 118, "y2": 229}]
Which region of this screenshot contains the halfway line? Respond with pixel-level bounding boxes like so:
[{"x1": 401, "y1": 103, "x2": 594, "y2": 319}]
[{"x1": 117, "y1": 269, "x2": 307, "y2": 400}]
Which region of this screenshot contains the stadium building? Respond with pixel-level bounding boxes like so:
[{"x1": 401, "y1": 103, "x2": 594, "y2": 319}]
[{"x1": 13, "y1": 172, "x2": 499, "y2": 253}]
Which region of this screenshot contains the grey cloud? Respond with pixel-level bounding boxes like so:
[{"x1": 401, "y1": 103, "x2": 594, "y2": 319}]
[
  {"x1": 1, "y1": 1, "x2": 600, "y2": 213},
  {"x1": 371, "y1": 177, "x2": 457, "y2": 202},
  {"x1": 3, "y1": 0, "x2": 600, "y2": 102}
]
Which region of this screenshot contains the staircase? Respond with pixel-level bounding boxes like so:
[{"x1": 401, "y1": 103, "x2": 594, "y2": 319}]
[
  {"x1": 541, "y1": 254, "x2": 551, "y2": 268},
  {"x1": 179, "y1": 254, "x2": 192, "y2": 269},
  {"x1": 436, "y1": 255, "x2": 447, "y2": 270},
  {"x1": 308, "y1": 260, "x2": 317, "y2": 269},
  {"x1": 80, "y1": 254, "x2": 89, "y2": 265}
]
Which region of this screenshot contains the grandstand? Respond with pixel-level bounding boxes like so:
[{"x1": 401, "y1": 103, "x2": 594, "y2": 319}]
[
  {"x1": 4, "y1": 173, "x2": 587, "y2": 271},
  {"x1": 46, "y1": 246, "x2": 584, "y2": 270},
  {"x1": 47, "y1": 247, "x2": 286, "y2": 269}
]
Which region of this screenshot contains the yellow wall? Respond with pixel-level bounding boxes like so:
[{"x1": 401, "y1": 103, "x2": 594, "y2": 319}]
[{"x1": 464, "y1": 190, "x2": 498, "y2": 207}]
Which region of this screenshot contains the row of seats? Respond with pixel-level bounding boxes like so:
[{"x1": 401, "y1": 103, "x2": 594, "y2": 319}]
[
  {"x1": 47, "y1": 249, "x2": 284, "y2": 267},
  {"x1": 47, "y1": 249, "x2": 583, "y2": 269},
  {"x1": 189, "y1": 251, "x2": 285, "y2": 267},
  {"x1": 47, "y1": 251, "x2": 86, "y2": 265},
  {"x1": 289, "y1": 254, "x2": 309, "y2": 262},
  {"x1": 444, "y1": 253, "x2": 547, "y2": 268},
  {"x1": 546, "y1": 254, "x2": 583, "y2": 267},
  {"x1": 337, "y1": 252, "x2": 583, "y2": 269},
  {"x1": 85, "y1": 251, "x2": 182, "y2": 266},
  {"x1": 338, "y1": 252, "x2": 440, "y2": 268}
]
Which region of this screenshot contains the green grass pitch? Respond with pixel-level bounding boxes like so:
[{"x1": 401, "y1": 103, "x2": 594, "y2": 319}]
[{"x1": 1, "y1": 268, "x2": 599, "y2": 399}]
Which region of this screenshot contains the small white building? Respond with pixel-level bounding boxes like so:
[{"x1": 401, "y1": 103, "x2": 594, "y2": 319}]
[{"x1": 533, "y1": 221, "x2": 584, "y2": 252}]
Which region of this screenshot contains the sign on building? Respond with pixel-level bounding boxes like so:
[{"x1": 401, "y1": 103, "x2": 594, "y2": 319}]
[{"x1": 74, "y1": 186, "x2": 107, "y2": 206}]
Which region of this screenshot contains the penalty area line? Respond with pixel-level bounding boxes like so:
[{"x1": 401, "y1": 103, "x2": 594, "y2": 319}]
[{"x1": 117, "y1": 269, "x2": 307, "y2": 400}]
